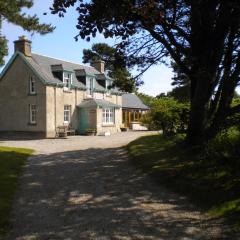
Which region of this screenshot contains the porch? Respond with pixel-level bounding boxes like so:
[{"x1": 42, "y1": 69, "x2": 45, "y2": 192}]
[
  {"x1": 77, "y1": 98, "x2": 121, "y2": 135},
  {"x1": 122, "y1": 108, "x2": 148, "y2": 129}
]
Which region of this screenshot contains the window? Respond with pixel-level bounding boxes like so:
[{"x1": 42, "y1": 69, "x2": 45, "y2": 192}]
[
  {"x1": 63, "y1": 72, "x2": 72, "y2": 90},
  {"x1": 29, "y1": 76, "x2": 36, "y2": 94},
  {"x1": 64, "y1": 105, "x2": 71, "y2": 123},
  {"x1": 30, "y1": 104, "x2": 37, "y2": 124},
  {"x1": 102, "y1": 108, "x2": 114, "y2": 124},
  {"x1": 106, "y1": 80, "x2": 112, "y2": 94},
  {"x1": 87, "y1": 77, "x2": 94, "y2": 96}
]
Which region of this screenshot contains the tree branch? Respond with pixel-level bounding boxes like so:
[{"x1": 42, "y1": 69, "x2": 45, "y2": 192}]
[{"x1": 146, "y1": 27, "x2": 191, "y2": 77}]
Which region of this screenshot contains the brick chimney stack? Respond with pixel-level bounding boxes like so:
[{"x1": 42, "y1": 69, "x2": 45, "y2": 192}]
[
  {"x1": 14, "y1": 36, "x2": 32, "y2": 57},
  {"x1": 91, "y1": 60, "x2": 105, "y2": 73}
]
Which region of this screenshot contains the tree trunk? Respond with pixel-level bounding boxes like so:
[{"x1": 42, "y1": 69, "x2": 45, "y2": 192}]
[
  {"x1": 186, "y1": 73, "x2": 213, "y2": 145},
  {"x1": 187, "y1": 103, "x2": 207, "y2": 145}
]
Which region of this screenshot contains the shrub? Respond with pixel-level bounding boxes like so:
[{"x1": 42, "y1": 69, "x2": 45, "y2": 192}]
[
  {"x1": 206, "y1": 127, "x2": 240, "y2": 164},
  {"x1": 142, "y1": 97, "x2": 189, "y2": 136}
]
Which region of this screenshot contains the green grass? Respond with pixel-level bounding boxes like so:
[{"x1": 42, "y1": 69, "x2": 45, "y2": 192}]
[
  {"x1": 0, "y1": 146, "x2": 33, "y2": 237},
  {"x1": 127, "y1": 134, "x2": 240, "y2": 229}
]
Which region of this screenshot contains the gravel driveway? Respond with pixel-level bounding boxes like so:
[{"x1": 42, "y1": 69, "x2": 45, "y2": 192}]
[{"x1": 0, "y1": 132, "x2": 235, "y2": 239}]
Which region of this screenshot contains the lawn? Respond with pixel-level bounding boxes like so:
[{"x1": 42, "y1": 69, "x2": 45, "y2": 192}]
[
  {"x1": 127, "y1": 134, "x2": 240, "y2": 230},
  {"x1": 0, "y1": 146, "x2": 33, "y2": 237}
]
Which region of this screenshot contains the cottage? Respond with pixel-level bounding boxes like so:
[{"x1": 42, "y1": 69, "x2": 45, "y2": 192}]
[{"x1": 0, "y1": 36, "x2": 123, "y2": 137}]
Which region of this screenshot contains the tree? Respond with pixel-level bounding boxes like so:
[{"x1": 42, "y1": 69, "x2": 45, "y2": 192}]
[
  {"x1": 83, "y1": 43, "x2": 115, "y2": 70},
  {"x1": 168, "y1": 61, "x2": 190, "y2": 102},
  {"x1": 136, "y1": 92, "x2": 154, "y2": 106},
  {"x1": 51, "y1": 0, "x2": 240, "y2": 144},
  {"x1": 82, "y1": 43, "x2": 141, "y2": 92},
  {"x1": 142, "y1": 97, "x2": 189, "y2": 136},
  {"x1": 0, "y1": 0, "x2": 54, "y2": 66}
]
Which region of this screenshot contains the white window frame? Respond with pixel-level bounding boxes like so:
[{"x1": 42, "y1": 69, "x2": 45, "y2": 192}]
[
  {"x1": 29, "y1": 76, "x2": 36, "y2": 94},
  {"x1": 106, "y1": 80, "x2": 112, "y2": 95},
  {"x1": 63, "y1": 72, "x2": 72, "y2": 90},
  {"x1": 29, "y1": 104, "x2": 37, "y2": 124},
  {"x1": 64, "y1": 105, "x2": 71, "y2": 124},
  {"x1": 102, "y1": 108, "x2": 114, "y2": 125},
  {"x1": 87, "y1": 77, "x2": 94, "y2": 96}
]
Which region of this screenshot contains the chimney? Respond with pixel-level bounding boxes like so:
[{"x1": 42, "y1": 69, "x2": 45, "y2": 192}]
[
  {"x1": 14, "y1": 36, "x2": 32, "y2": 57},
  {"x1": 91, "y1": 60, "x2": 105, "y2": 73}
]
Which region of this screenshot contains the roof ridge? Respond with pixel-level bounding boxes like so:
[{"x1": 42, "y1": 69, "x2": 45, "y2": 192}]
[{"x1": 32, "y1": 52, "x2": 94, "y2": 69}]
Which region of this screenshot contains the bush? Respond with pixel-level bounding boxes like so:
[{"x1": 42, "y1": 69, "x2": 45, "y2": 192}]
[
  {"x1": 141, "y1": 97, "x2": 189, "y2": 136},
  {"x1": 140, "y1": 112, "x2": 158, "y2": 130},
  {"x1": 206, "y1": 127, "x2": 240, "y2": 163}
]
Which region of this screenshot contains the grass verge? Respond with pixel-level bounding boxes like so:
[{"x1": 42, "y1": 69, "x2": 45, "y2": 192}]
[
  {"x1": 127, "y1": 134, "x2": 240, "y2": 230},
  {"x1": 0, "y1": 146, "x2": 33, "y2": 238}
]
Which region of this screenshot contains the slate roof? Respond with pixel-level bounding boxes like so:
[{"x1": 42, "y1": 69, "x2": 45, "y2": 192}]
[
  {"x1": 95, "y1": 73, "x2": 113, "y2": 81},
  {"x1": 1, "y1": 52, "x2": 151, "y2": 110},
  {"x1": 25, "y1": 53, "x2": 102, "y2": 89},
  {"x1": 122, "y1": 93, "x2": 150, "y2": 110},
  {"x1": 77, "y1": 99, "x2": 121, "y2": 108}
]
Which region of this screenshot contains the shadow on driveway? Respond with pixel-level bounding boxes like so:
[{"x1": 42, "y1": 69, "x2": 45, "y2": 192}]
[{"x1": 7, "y1": 147, "x2": 230, "y2": 240}]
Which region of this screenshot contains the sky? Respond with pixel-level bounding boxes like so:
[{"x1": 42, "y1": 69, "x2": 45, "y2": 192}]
[{"x1": 1, "y1": 0, "x2": 174, "y2": 97}]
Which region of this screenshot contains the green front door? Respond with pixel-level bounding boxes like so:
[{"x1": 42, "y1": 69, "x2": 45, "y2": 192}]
[{"x1": 79, "y1": 108, "x2": 89, "y2": 134}]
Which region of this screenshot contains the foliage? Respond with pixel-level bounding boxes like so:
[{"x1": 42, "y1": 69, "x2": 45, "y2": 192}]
[
  {"x1": 234, "y1": 92, "x2": 240, "y2": 98},
  {"x1": 0, "y1": 0, "x2": 54, "y2": 66},
  {"x1": 143, "y1": 97, "x2": 189, "y2": 136},
  {"x1": 127, "y1": 134, "x2": 240, "y2": 232},
  {"x1": 110, "y1": 67, "x2": 138, "y2": 93},
  {"x1": 135, "y1": 92, "x2": 154, "y2": 107},
  {"x1": 82, "y1": 43, "x2": 143, "y2": 92},
  {"x1": 206, "y1": 126, "x2": 240, "y2": 161},
  {"x1": 0, "y1": 36, "x2": 8, "y2": 66},
  {"x1": 167, "y1": 85, "x2": 190, "y2": 103},
  {"x1": 51, "y1": 0, "x2": 240, "y2": 144},
  {"x1": 168, "y1": 61, "x2": 190, "y2": 102},
  {"x1": 136, "y1": 93, "x2": 190, "y2": 134},
  {"x1": 220, "y1": 98, "x2": 240, "y2": 130},
  {"x1": 0, "y1": 146, "x2": 33, "y2": 237},
  {"x1": 139, "y1": 112, "x2": 156, "y2": 130}
]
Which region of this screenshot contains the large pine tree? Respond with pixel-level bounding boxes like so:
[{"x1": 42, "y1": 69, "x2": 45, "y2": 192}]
[
  {"x1": 0, "y1": 0, "x2": 54, "y2": 66},
  {"x1": 83, "y1": 43, "x2": 142, "y2": 92}
]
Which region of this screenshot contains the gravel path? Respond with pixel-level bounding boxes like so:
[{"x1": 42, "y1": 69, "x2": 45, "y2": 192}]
[{"x1": 1, "y1": 132, "x2": 236, "y2": 239}]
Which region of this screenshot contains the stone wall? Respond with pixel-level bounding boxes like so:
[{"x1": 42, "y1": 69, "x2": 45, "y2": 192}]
[
  {"x1": 46, "y1": 87, "x2": 123, "y2": 137},
  {"x1": 96, "y1": 107, "x2": 122, "y2": 135},
  {"x1": 0, "y1": 55, "x2": 46, "y2": 135},
  {"x1": 45, "y1": 87, "x2": 86, "y2": 137}
]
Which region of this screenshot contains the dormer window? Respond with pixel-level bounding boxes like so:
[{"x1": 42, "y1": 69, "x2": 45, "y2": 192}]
[
  {"x1": 29, "y1": 76, "x2": 36, "y2": 94},
  {"x1": 87, "y1": 77, "x2": 94, "y2": 96},
  {"x1": 63, "y1": 72, "x2": 72, "y2": 91},
  {"x1": 106, "y1": 80, "x2": 112, "y2": 95}
]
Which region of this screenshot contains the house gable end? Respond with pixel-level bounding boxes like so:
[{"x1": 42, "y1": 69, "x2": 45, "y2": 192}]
[
  {"x1": 0, "y1": 52, "x2": 19, "y2": 81},
  {"x1": 0, "y1": 52, "x2": 65, "y2": 88},
  {"x1": 0, "y1": 52, "x2": 46, "y2": 84}
]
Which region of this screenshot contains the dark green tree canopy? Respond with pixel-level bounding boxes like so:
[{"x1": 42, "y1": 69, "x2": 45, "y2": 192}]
[
  {"x1": 0, "y1": 0, "x2": 54, "y2": 66},
  {"x1": 51, "y1": 0, "x2": 240, "y2": 144},
  {"x1": 83, "y1": 43, "x2": 115, "y2": 70},
  {"x1": 168, "y1": 61, "x2": 190, "y2": 102},
  {"x1": 82, "y1": 43, "x2": 143, "y2": 92}
]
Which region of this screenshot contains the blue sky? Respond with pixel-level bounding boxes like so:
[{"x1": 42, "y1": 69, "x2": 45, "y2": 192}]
[{"x1": 1, "y1": 0, "x2": 173, "y2": 96}]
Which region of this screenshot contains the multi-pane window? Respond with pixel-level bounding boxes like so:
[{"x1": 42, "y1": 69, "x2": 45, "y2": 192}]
[
  {"x1": 87, "y1": 77, "x2": 94, "y2": 96},
  {"x1": 63, "y1": 72, "x2": 72, "y2": 90},
  {"x1": 64, "y1": 105, "x2": 71, "y2": 123},
  {"x1": 30, "y1": 104, "x2": 37, "y2": 124},
  {"x1": 29, "y1": 76, "x2": 36, "y2": 94},
  {"x1": 102, "y1": 108, "x2": 114, "y2": 124}
]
